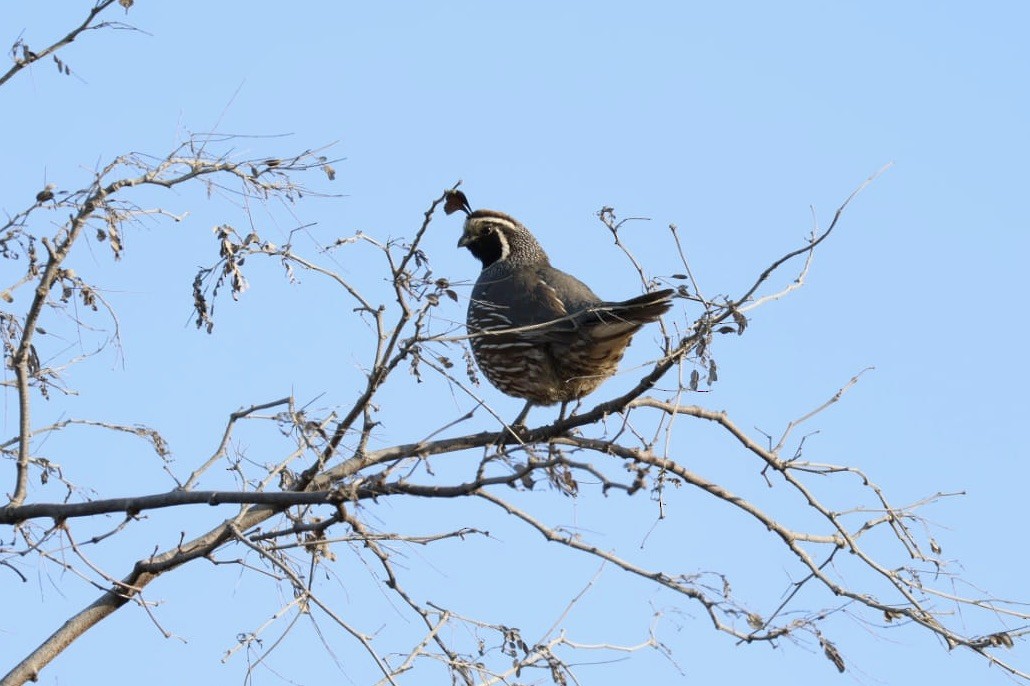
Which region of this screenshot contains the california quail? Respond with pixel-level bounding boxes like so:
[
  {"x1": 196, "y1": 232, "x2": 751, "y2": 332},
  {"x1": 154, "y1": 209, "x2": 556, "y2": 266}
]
[{"x1": 446, "y1": 191, "x2": 673, "y2": 424}]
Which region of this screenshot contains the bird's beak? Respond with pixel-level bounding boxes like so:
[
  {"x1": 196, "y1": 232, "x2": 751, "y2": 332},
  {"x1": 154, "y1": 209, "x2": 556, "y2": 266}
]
[{"x1": 457, "y1": 232, "x2": 470, "y2": 248}]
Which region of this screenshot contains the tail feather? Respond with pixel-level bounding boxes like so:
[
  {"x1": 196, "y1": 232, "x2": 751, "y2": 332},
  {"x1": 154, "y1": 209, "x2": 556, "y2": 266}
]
[
  {"x1": 603, "y1": 288, "x2": 675, "y2": 323},
  {"x1": 575, "y1": 288, "x2": 674, "y2": 342},
  {"x1": 513, "y1": 288, "x2": 674, "y2": 344}
]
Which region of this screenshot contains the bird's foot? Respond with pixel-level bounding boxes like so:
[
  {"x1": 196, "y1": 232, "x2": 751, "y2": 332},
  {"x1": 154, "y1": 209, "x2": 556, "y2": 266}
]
[{"x1": 500, "y1": 421, "x2": 530, "y2": 444}]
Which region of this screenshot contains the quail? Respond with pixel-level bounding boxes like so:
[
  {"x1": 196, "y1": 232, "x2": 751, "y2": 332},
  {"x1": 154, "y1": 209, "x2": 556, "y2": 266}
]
[{"x1": 446, "y1": 190, "x2": 673, "y2": 425}]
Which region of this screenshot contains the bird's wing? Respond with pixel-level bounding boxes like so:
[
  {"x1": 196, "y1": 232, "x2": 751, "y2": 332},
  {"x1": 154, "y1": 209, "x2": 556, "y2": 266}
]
[
  {"x1": 497, "y1": 266, "x2": 605, "y2": 342},
  {"x1": 532, "y1": 266, "x2": 601, "y2": 316}
]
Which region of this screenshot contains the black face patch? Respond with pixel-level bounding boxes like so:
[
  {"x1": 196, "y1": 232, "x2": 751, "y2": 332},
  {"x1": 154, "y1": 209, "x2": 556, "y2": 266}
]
[{"x1": 463, "y1": 222, "x2": 507, "y2": 267}]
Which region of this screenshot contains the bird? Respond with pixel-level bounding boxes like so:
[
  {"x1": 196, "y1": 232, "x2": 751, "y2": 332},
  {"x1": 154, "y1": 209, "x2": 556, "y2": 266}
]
[{"x1": 446, "y1": 190, "x2": 674, "y2": 426}]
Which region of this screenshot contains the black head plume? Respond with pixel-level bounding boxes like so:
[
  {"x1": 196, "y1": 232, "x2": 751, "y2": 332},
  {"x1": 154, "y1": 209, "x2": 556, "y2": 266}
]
[{"x1": 444, "y1": 189, "x2": 472, "y2": 216}]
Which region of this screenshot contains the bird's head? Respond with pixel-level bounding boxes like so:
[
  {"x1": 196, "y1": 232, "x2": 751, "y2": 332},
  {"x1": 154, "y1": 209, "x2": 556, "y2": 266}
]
[
  {"x1": 457, "y1": 210, "x2": 526, "y2": 268},
  {"x1": 446, "y1": 190, "x2": 547, "y2": 269}
]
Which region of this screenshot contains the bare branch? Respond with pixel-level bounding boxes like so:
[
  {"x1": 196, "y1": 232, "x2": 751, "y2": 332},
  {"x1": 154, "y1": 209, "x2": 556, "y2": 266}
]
[
  {"x1": 7, "y1": 152, "x2": 1027, "y2": 686},
  {"x1": 1, "y1": 1, "x2": 132, "y2": 89},
  {"x1": 733, "y1": 163, "x2": 892, "y2": 308}
]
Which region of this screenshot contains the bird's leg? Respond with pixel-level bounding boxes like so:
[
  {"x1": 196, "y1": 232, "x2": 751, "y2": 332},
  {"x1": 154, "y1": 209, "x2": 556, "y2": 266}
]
[
  {"x1": 511, "y1": 400, "x2": 533, "y2": 429},
  {"x1": 495, "y1": 401, "x2": 534, "y2": 447},
  {"x1": 546, "y1": 401, "x2": 570, "y2": 465}
]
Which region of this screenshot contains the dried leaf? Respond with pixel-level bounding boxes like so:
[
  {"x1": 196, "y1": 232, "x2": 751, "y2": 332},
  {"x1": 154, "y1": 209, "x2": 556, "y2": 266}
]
[
  {"x1": 322, "y1": 164, "x2": 336, "y2": 181},
  {"x1": 108, "y1": 223, "x2": 123, "y2": 260},
  {"x1": 989, "y1": 632, "x2": 1014, "y2": 648},
  {"x1": 820, "y1": 637, "x2": 846, "y2": 673},
  {"x1": 35, "y1": 186, "x2": 55, "y2": 203},
  {"x1": 463, "y1": 346, "x2": 479, "y2": 386},
  {"x1": 689, "y1": 368, "x2": 700, "y2": 391},
  {"x1": 561, "y1": 468, "x2": 578, "y2": 495},
  {"x1": 0, "y1": 290, "x2": 12, "y2": 303},
  {"x1": 732, "y1": 308, "x2": 748, "y2": 335},
  {"x1": 119, "y1": 0, "x2": 134, "y2": 9},
  {"x1": 445, "y1": 289, "x2": 458, "y2": 302}
]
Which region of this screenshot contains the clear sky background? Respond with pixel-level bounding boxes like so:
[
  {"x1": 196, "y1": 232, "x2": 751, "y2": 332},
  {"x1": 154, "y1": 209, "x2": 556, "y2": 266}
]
[{"x1": 3, "y1": 2, "x2": 1029, "y2": 685}]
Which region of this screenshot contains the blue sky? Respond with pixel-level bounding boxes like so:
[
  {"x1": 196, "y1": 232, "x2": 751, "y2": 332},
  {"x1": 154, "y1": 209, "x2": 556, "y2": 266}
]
[{"x1": 3, "y1": 2, "x2": 1029, "y2": 684}]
